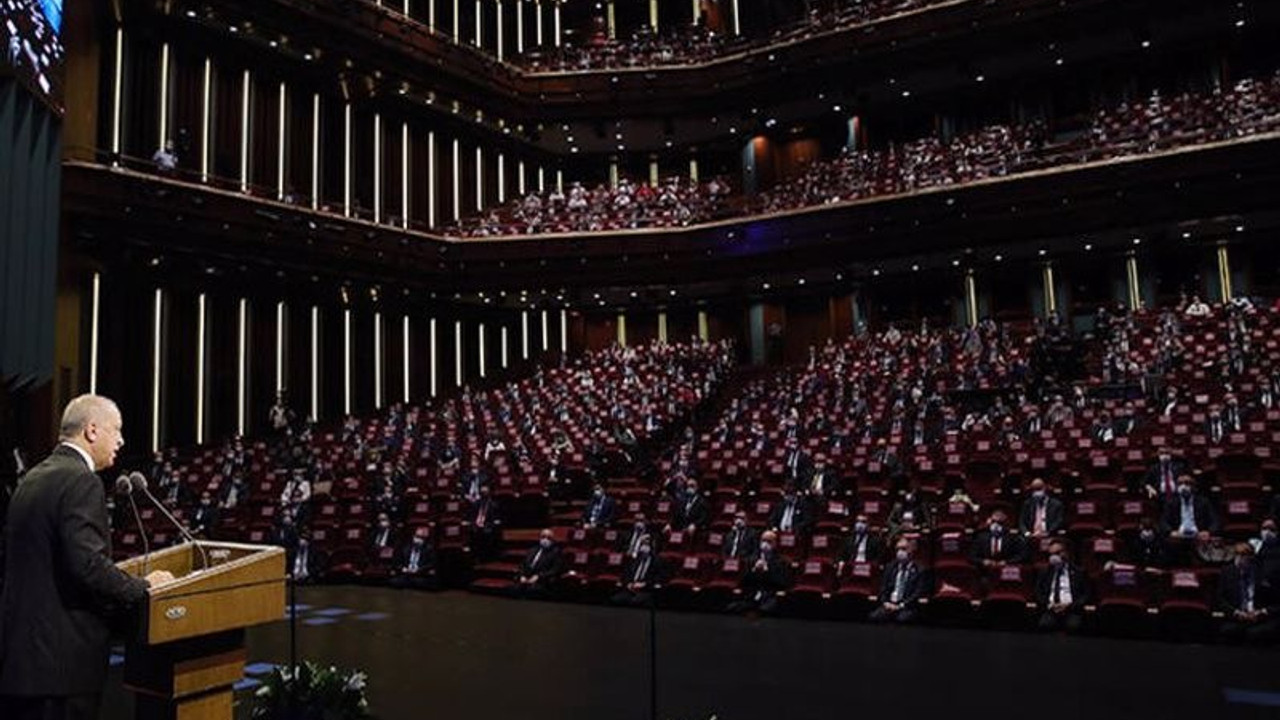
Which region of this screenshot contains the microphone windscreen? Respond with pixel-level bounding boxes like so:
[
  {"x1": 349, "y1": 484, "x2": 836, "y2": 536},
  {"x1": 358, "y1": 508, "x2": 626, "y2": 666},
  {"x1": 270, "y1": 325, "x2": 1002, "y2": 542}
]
[
  {"x1": 114, "y1": 476, "x2": 132, "y2": 495},
  {"x1": 129, "y1": 471, "x2": 149, "y2": 492}
]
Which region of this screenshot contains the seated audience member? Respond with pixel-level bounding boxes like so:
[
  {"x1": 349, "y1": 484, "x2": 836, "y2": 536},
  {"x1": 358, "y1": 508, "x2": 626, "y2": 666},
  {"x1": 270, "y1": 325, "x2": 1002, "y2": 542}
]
[
  {"x1": 370, "y1": 513, "x2": 397, "y2": 551},
  {"x1": 152, "y1": 140, "x2": 178, "y2": 172},
  {"x1": 730, "y1": 530, "x2": 792, "y2": 614},
  {"x1": 1124, "y1": 520, "x2": 1172, "y2": 570},
  {"x1": 806, "y1": 460, "x2": 842, "y2": 498},
  {"x1": 1252, "y1": 519, "x2": 1280, "y2": 579},
  {"x1": 1159, "y1": 476, "x2": 1219, "y2": 541},
  {"x1": 610, "y1": 536, "x2": 666, "y2": 607},
  {"x1": 1183, "y1": 295, "x2": 1212, "y2": 318},
  {"x1": 581, "y1": 483, "x2": 618, "y2": 528},
  {"x1": 619, "y1": 514, "x2": 654, "y2": 557},
  {"x1": 768, "y1": 486, "x2": 813, "y2": 535},
  {"x1": 1019, "y1": 478, "x2": 1064, "y2": 538},
  {"x1": 515, "y1": 529, "x2": 564, "y2": 596},
  {"x1": 836, "y1": 514, "x2": 884, "y2": 572},
  {"x1": 288, "y1": 535, "x2": 326, "y2": 584},
  {"x1": 392, "y1": 528, "x2": 439, "y2": 590},
  {"x1": 1204, "y1": 405, "x2": 1228, "y2": 444},
  {"x1": 467, "y1": 487, "x2": 502, "y2": 558},
  {"x1": 1035, "y1": 539, "x2": 1090, "y2": 632},
  {"x1": 190, "y1": 490, "x2": 219, "y2": 539},
  {"x1": 887, "y1": 487, "x2": 933, "y2": 538},
  {"x1": 667, "y1": 479, "x2": 709, "y2": 534},
  {"x1": 969, "y1": 511, "x2": 1026, "y2": 568},
  {"x1": 869, "y1": 539, "x2": 929, "y2": 623},
  {"x1": 722, "y1": 513, "x2": 759, "y2": 559},
  {"x1": 1139, "y1": 447, "x2": 1185, "y2": 500},
  {"x1": 1218, "y1": 544, "x2": 1279, "y2": 644},
  {"x1": 459, "y1": 462, "x2": 490, "y2": 501}
]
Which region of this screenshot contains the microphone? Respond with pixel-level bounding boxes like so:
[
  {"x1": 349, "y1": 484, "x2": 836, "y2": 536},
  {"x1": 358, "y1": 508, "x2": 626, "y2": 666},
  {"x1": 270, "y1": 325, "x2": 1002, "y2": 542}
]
[
  {"x1": 130, "y1": 471, "x2": 209, "y2": 572},
  {"x1": 116, "y1": 475, "x2": 150, "y2": 578}
]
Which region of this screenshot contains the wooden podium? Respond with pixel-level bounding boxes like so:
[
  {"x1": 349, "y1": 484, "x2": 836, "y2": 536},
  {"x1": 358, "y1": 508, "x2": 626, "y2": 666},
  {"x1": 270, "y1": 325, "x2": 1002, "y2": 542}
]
[{"x1": 116, "y1": 542, "x2": 286, "y2": 720}]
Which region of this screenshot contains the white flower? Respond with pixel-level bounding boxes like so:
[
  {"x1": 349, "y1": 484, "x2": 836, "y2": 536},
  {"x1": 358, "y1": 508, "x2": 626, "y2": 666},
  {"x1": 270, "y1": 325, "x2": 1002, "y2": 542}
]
[{"x1": 345, "y1": 672, "x2": 368, "y2": 692}]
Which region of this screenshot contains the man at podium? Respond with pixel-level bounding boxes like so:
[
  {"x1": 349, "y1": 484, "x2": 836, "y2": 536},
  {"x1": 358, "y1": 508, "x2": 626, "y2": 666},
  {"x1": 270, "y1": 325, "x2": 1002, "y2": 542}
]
[{"x1": 0, "y1": 395, "x2": 173, "y2": 720}]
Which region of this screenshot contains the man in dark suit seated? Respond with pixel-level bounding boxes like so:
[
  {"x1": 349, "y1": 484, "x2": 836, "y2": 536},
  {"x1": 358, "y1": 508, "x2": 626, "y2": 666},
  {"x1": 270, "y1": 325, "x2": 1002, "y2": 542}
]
[
  {"x1": 370, "y1": 512, "x2": 398, "y2": 552},
  {"x1": 729, "y1": 530, "x2": 792, "y2": 614},
  {"x1": 190, "y1": 490, "x2": 220, "y2": 539},
  {"x1": 869, "y1": 538, "x2": 929, "y2": 623},
  {"x1": 783, "y1": 441, "x2": 814, "y2": 486},
  {"x1": 1035, "y1": 539, "x2": 1090, "y2": 632},
  {"x1": 515, "y1": 529, "x2": 563, "y2": 597},
  {"x1": 1, "y1": 395, "x2": 173, "y2": 720},
  {"x1": 806, "y1": 460, "x2": 842, "y2": 498},
  {"x1": 721, "y1": 513, "x2": 759, "y2": 559},
  {"x1": 391, "y1": 528, "x2": 439, "y2": 590},
  {"x1": 767, "y1": 486, "x2": 813, "y2": 535},
  {"x1": 1019, "y1": 478, "x2": 1065, "y2": 539},
  {"x1": 667, "y1": 479, "x2": 709, "y2": 535},
  {"x1": 619, "y1": 514, "x2": 654, "y2": 558},
  {"x1": 1218, "y1": 543, "x2": 1279, "y2": 644},
  {"x1": 610, "y1": 536, "x2": 666, "y2": 607},
  {"x1": 1124, "y1": 520, "x2": 1171, "y2": 570},
  {"x1": 466, "y1": 487, "x2": 502, "y2": 559},
  {"x1": 836, "y1": 514, "x2": 884, "y2": 573},
  {"x1": 969, "y1": 511, "x2": 1026, "y2": 568},
  {"x1": 288, "y1": 535, "x2": 327, "y2": 584},
  {"x1": 580, "y1": 483, "x2": 618, "y2": 529},
  {"x1": 1138, "y1": 447, "x2": 1185, "y2": 500},
  {"x1": 459, "y1": 462, "x2": 490, "y2": 501},
  {"x1": 1158, "y1": 476, "x2": 1219, "y2": 541}
]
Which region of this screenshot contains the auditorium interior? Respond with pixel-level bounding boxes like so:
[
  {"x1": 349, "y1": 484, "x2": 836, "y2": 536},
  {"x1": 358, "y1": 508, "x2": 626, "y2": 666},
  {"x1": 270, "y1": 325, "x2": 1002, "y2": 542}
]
[{"x1": 4, "y1": 0, "x2": 1280, "y2": 718}]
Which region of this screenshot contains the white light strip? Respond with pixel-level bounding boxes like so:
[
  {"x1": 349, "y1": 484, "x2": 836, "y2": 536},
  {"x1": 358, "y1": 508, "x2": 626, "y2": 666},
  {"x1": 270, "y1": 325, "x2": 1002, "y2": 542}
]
[
  {"x1": 310, "y1": 306, "x2": 319, "y2": 421},
  {"x1": 474, "y1": 0, "x2": 482, "y2": 47},
  {"x1": 518, "y1": 160, "x2": 526, "y2": 195},
  {"x1": 196, "y1": 293, "x2": 206, "y2": 444},
  {"x1": 201, "y1": 58, "x2": 212, "y2": 180},
  {"x1": 275, "y1": 301, "x2": 286, "y2": 393},
  {"x1": 501, "y1": 326, "x2": 509, "y2": 368},
  {"x1": 560, "y1": 309, "x2": 568, "y2": 354},
  {"x1": 554, "y1": 2, "x2": 561, "y2": 46},
  {"x1": 478, "y1": 323, "x2": 487, "y2": 378},
  {"x1": 111, "y1": 28, "x2": 123, "y2": 157},
  {"x1": 453, "y1": 0, "x2": 460, "y2": 38},
  {"x1": 240, "y1": 70, "x2": 251, "y2": 192},
  {"x1": 538, "y1": 166, "x2": 545, "y2": 192},
  {"x1": 475, "y1": 146, "x2": 484, "y2": 211},
  {"x1": 89, "y1": 273, "x2": 101, "y2": 394},
  {"x1": 344, "y1": 103, "x2": 353, "y2": 217},
  {"x1": 535, "y1": 0, "x2": 543, "y2": 46},
  {"x1": 454, "y1": 320, "x2": 463, "y2": 387},
  {"x1": 158, "y1": 43, "x2": 170, "y2": 148},
  {"x1": 402, "y1": 315, "x2": 411, "y2": 403},
  {"x1": 429, "y1": 0, "x2": 436, "y2": 31},
  {"x1": 698, "y1": 310, "x2": 709, "y2": 341},
  {"x1": 237, "y1": 299, "x2": 248, "y2": 435},
  {"x1": 496, "y1": 0, "x2": 504, "y2": 59},
  {"x1": 497, "y1": 153, "x2": 506, "y2": 203},
  {"x1": 658, "y1": 312, "x2": 668, "y2": 343},
  {"x1": 277, "y1": 82, "x2": 287, "y2": 200},
  {"x1": 311, "y1": 94, "x2": 320, "y2": 209},
  {"x1": 374, "y1": 312, "x2": 384, "y2": 408},
  {"x1": 373, "y1": 113, "x2": 382, "y2": 223},
  {"x1": 617, "y1": 313, "x2": 626, "y2": 346},
  {"x1": 689, "y1": 158, "x2": 699, "y2": 181},
  {"x1": 152, "y1": 288, "x2": 163, "y2": 453},
  {"x1": 401, "y1": 123, "x2": 410, "y2": 229},
  {"x1": 541, "y1": 310, "x2": 548, "y2": 352},
  {"x1": 731, "y1": 0, "x2": 740, "y2": 34},
  {"x1": 429, "y1": 317, "x2": 438, "y2": 397},
  {"x1": 452, "y1": 138, "x2": 460, "y2": 220},
  {"x1": 521, "y1": 310, "x2": 529, "y2": 359},
  {"x1": 516, "y1": 0, "x2": 524, "y2": 54},
  {"x1": 343, "y1": 309, "x2": 352, "y2": 415},
  {"x1": 428, "y1": 131, "x2": 437, "y2": 227},
  {"x1": 556, "y1": 169, "x2": 563, "y2": 192}
]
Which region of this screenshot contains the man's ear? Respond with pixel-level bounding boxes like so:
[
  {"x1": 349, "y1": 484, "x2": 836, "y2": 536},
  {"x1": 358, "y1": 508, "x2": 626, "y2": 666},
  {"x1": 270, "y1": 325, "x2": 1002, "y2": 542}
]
[{"x1": 84, "y1": 423, "x2": 98, "y2": 444}]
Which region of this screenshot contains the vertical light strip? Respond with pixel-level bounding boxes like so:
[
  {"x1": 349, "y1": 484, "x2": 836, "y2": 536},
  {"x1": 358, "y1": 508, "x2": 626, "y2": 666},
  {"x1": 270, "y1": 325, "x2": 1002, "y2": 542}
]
[
  {"x1": 201, "y1": 58, "x2": 212, "y2": 180},
  {"x1": 554, "y1": 2, "x2": 561, "y2": 46},
  {"x1": 964, "y1": 270, "x2": 979, "y2": 328},
  {"x1": 478, "y1": 324, "x2": 487, "y2": 378},
  {"x1": 658, "y1": 312, "x2": 668, "y2": 343},
  {"x1": 497, "y1": 153, "x2": 506, "y2": 203},
  {"x1": 240, "y1": 70, "x2": 251, "y2": 192},
  {"x1": 649, "y1": 160, "x2": 659, "y2": 187},
  {"x1": 692, "y1": 0, "x2": 700, "y2": 22},
  {"x1": 1217, "y1": 246, "x2": 1234, "y2": 302},
  {"x1": 698, "y1": 310, "x2": 709, "y2": 341},
  {"x1": 237, "y1": 299, "x2": 248, "y2": 435},
  {"x1": 731, "y1": 0, "x2": 740, "y2": 34},
  {"x1": 535, "y1": 0, "x2": 543, "y2": 46},
  {"x1": 1125, "y1": 255, "x2": 1142, "y2": 311},
  {"x1": 277, "y1": 82, "x2": 287, "y2": 200},
  {"x1": 538, "y1": 166, "x2": 545, "y2": 192},
  {"x1": 151, "y1": 289, "x2": 163, "y2": 453},
  {"x1": 521, "y1": 310, "x2": 529, "y2": 359},
  {"x1": 401, "y1": 123, "x2": 410, "y2": 229},
  {"x1": 1042, "y1": 264, "x2": 1057, "y2": 317},
  {"x1": 429, "y1": 318, "x2": 438, "y2": 397},
  {"x1": 451, "y1": 138, "x2": 461, "y2": 220},
  {"x1": 616, "y1": 312, "x2": 626, "y2": 346},
  {"x1": 606, "y1": 0, "x2": 616, "y2": 38},
  {"x1": 540, "y1": 310, "x2": 549, "y2": 352},
  {"x1": 609, "y1": 162, "x2": 618, "y2": 189},
  {"x1": 453, "y1": 0, "x2": 460, "y2": 39},
  {"x1": 454, "y1": 320, "x2": 463, "y2": 387},
  {"x1": 689, "y1": 158, "x2": 699, "y2": 181},
  {"x1": 474, "y1": 0, "x2": 482, "y2": 47},
  {"x1": 402, "y1": 315, "x2": 411, "y2": 403},
  {"x1": 89, "y1": 273, "x2": 101, "y2": 394},
  {"x1": 429, "y1": 0, "x2": 436, "y2": 31},
  {"x1": 649, "y1": 0, "x2": 658, "y2": 29},
  {"x1": 501, "y1": 326, "x2": 509, "y2": 369},
  {"x1": 555, "y1": 169, "x2": 563, "y2": 192},
  {"x1": 428, "y1": 131, "x2": 437, "y2": 227},
  {"x1": 310, "y1": 306, "x2": 319, "y2": 421},
  {"x1": 516, "y1": 0, "x2": 524, "y2": 54},
  {"x1": 311, "y1": 94, "x2": 321, "y2": 209},
  {"x1": 275, "y1": 301, "x2": 286, "y2": 393},
  {"x1": 158, "y1": 43, "x2": 170, "y2": 148},
  {"x1": 373, "y1": 113, "x2": 383, "y2": 223},
  {"x1": 496, "y1": 0, "x2": 504, "y2": 60},
  {"x1": 518, "y1": 160, "x2": 526, "y2": 194},
  {"x1": 560, "y1": 309, "x2": 568, "y2": 354},
  {"x1": 475, "y1": 146, "x2": 484, "y2": 211},
  {"x1": 374, "y1": 312, "x2": 384, "y2": 408},
  {"x1": 111, "y1": 27, "x2": 123, "y2": 157},
  {"x1": 343, "y1": 309, "x2": 352, "y2": 415},
  {"x1": 196, "y1": 293, "x2": 207, "y2": 445},
  {"x1": 344, "y1": 103, "x2": 353, "y2": 217}
]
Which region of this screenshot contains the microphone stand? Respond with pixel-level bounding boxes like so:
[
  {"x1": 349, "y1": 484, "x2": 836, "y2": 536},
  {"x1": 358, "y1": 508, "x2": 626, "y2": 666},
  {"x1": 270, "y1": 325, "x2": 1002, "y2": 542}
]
[
  {"x1": 118, "y1": 479, "x2": 150, "y2": 577},
  {"x1": 135, "y1": 477, "x2": 210, "y2": 572}
]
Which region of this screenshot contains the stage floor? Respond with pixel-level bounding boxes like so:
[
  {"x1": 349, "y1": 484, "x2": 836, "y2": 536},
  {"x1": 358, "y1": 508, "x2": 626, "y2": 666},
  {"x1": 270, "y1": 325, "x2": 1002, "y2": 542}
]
[{"x1": 103, "y1": 586, "x2": 1280, "y2": 720}]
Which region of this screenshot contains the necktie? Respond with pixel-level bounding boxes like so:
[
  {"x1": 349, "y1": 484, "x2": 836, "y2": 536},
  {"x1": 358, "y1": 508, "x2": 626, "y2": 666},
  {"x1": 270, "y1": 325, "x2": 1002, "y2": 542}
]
[
  {"x1": 992, "y1": 537, "x2": 1001, "y2": 557},
  {"x1": 636, "y1": 557, "x2": 649, "y2": 584},
  {"x1": 477, "y1": 503, "x2": 487, "y2": 528},
  {"x1": 782, "y1": 504, "x2": 794, "y2": 531},
  {"x1": 530, "y1": 548, "x2": 543, "y2": 572},
  {"x1": 730, "y1": 532, "x2": 740, "y2": 557},
  {"x1": 409, "y1": 548, "x2": 420, "y2": 573},
  {"x1": 893, "y1": 564, "x2": 908, "y2": 603},
  {"x1": 1052, "y1": 568, "x2": 1063, "y2": 604}
]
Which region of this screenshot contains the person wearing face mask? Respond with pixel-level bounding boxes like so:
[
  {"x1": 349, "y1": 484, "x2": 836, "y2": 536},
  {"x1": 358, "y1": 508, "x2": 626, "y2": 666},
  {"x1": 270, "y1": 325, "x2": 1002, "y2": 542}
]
[
  {"x1": 392, "y1": 528, "x2": 439, "y2": 590},
  {"x1": 1035, "y1": 540, "x2": 1089, "y2": 632},
  {"x1": 1218, "y1": 544, "x2": 1279, "y2": 643},
  {"x1": 618, "y1": 515, "x2": 655, "y2": 558},
  {"x1": 580, "y1": 483, "x2": 618, "y2": 529},
  {"x1": 667, "y1": 480, "x2": 708, "y2": 535},
  {"x1": 1158, "y1": 475, "x2": 1219, "y2": 542},
  {"x1": 1250, "y1": 519, "x2": 1280, "y2": 580},
  {"x1": 1019, "y1": 478, "x2": 1064, "y2": 539},
  {"x1": 370, "y1": 512, "x2": 397, "y2": 551},
  {"x1": 1139, "y1": 448, "x2": 1186, "y2": 500},
  {"x1": 836, "y1": 515, "x2": 885, "y2": 573},
  {"x1": 190, "y1": 490, "x2": 220, "y2": 539},
  {"x1": 969, "y1": 511, "x2": 1026, "y2": 568},
  {"x1": 887, "y1": 486, "x2": 933, "y2": 539},
  {"x1": 289, "y1": 535, "x2": 326, "y2": 584},
  {"x1": 722, "y1": 513, "x2": 759, "y2": 559},
  {"x1": 466, "y1": 487, "x2": 503, "y2": 560},
  {"x1": 730, "y1": 530, "x2": 792, "y2": 614},
  {"x1": 610, "y1": 536, "x2": 667, "y2": 607},
  {"x1": 869, "y1": 540, "x2": 929, "y2": 623},
  {"x1": 515, "y1": 529, "x2": 563, "y2": 597},
  {"x1": 768, "y1": 485, "x2": 813, "y2": 536},
  {"x1": 1124, "y1": 520, "x2": 1170, "y2": 570}
]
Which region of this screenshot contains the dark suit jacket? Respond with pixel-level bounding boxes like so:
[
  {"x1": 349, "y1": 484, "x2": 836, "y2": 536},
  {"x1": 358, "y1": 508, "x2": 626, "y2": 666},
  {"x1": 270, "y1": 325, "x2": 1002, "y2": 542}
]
[
  {"x1": 1159, "y1": 494, "x2": 1220, "y2": 536},
  {"x1": 721, "y1": 527, "x2": 759, "y2": 559},
  {"x1": 468, "y1": 498, "x2": 502, "y2": 532},
  {"x1": 968, "y1": 530, "x2": 1027, "y2": 565},
  {"x1": 520, "y1": 544, "x2": 563, "y2": 584},
  {"x1": 581, "y1": 495, "x2": 618, "y2": 527},
  {"x1": 0, "y1": 446, "x2": 150, "y2": 695},
  {"x1": 620, "y1": 553, "x2": 667, "y2": 590},
  {"x1": 741, "y1": 550, "x2": 792, "y2": 594},
  {"x1": 837, "y1": 532, "x2": 885, "y2": 565},
  {"x1": 1035, "y1": 564, "x2": 1090, "y2": 609},
  {"x1": 767, "y1": 497, "x2": 813, "y2": 534},
  {"x1": 395, "y1": 542, "x2": 437, "y2": 577},
  {"x1": 1127, "y1": 535, "x2": 1171, "y2": 569},
  {"x1": 1217, "y1": 564, "x2": 1279, "y2": 615},
  {"x1": 878, "y1": 560, "x2": 928, "y2": 607},
  {"x1": 1018, "y1": 496, "x2": 1065, "y2": 536},
  {"x1": 191, "y1": 504, "x2": 219, "y2": 538},
  {"x1": 1139, "y1": 459, "x2": 1186, "y2": 496},
  {"x1": 671, "y1": 495, "x2": 709, "y2": 530}
]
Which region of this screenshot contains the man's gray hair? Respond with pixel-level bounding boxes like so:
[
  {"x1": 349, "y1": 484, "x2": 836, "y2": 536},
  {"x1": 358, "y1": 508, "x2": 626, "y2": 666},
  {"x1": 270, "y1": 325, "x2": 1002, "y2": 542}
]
[{"x1": 59, "y1": 395, "x2": 120, "y2": 440}]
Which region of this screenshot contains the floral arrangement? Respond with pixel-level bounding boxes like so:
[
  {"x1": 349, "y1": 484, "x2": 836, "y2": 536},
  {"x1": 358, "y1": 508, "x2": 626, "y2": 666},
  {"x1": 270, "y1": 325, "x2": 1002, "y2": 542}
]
[{"x1": 250, "y1": 662, "x2": 371, "y2": 720}]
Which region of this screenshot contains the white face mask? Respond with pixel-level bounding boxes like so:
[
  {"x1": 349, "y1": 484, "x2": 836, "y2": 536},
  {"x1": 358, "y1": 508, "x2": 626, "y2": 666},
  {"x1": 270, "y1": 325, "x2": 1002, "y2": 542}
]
[{"x1": 895, "y1": 549, "x2": 909, "y2": 562}]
